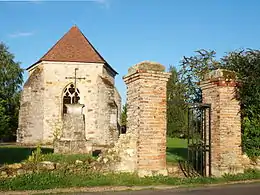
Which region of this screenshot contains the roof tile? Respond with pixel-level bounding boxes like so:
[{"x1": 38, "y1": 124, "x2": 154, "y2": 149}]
[{"x1": 28, "y1": 26, "x2": 117, "y2": 74}]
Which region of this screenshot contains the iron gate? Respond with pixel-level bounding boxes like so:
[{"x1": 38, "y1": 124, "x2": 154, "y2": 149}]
[{"x1": 179, "y1": 103, "x2": 212, "y2": 177}]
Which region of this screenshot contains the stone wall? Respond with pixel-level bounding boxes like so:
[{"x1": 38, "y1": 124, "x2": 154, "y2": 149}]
[
  {"x1": 98, "y1": 61, "x2": 170, "y2": 177},
  {"x1": 200, "y1": 69, "x2": 244, "y2": 177},
  {"x1": 54, "y1": 104, "x2": 92, "y2": 154},
  {"x1": 18, "y1": 61, "x2": 121, "y2": 146},
  {"x1": 95, "y1": 74, "x2": 120, "y2": 146},
  {"x1": 17, "y1": 64, "x2": 45, "y2": 144},
  {"x1": 43, "y1": 61, "x2": 102, "y2": 144}
]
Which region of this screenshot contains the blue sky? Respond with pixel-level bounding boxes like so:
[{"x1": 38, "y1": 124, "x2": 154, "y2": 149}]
[{"x1": 1, "y1": 0, "x2": 260, "y2": 103}]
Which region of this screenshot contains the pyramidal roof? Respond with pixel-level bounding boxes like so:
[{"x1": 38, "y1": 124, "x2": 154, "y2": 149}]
[{"x1": 27, "y1": 26, "x2": 117, "y2": 74}]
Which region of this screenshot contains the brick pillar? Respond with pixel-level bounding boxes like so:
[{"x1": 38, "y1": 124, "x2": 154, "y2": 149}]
[
  {"x1": 200, "y1": 69, "x2": 244, "y2": 177},
  {"x1": 123, "y1": 61, "x2": 171, "y2": 177}
]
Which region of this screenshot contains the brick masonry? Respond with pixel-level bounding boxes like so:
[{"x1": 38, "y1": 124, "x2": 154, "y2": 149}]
[
  {"x1": 98, "y1": 61, "x2": 171, "y2": 177},
  {"x1": 200, "y1": 69, "x2": 244, "y2": 177},
  {"x1": 125, "y1": 62, "x2": 171, "y2": 176}
]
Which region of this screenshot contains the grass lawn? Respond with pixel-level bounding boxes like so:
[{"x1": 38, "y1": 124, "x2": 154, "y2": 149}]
[
  {"x1": 0, "y1": 145, "x2": 53, "y2": 165},
  {"x1": 1, "y1": 140, "x2": 260, "y2": 191},
  {"x1": 0, "y1": 137, "x2": 187, "y2": 165},
  {"x1": 166, "y1": 137, "x2": 188, "y2": 164},
  {"x1": 0, "y1": 169, "x2": 259, "y2": 191}
]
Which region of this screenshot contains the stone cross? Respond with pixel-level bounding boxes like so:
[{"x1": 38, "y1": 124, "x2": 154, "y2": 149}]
[{"x1": 65, "y1": 68, "x2": 86, "y2": 103}]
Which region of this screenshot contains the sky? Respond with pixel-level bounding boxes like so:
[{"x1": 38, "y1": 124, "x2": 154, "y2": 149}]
[{"x1": 1, "y1": 0, "x2": 260, "y2": 103}]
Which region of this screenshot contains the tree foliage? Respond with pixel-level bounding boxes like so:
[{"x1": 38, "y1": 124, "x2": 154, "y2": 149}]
[
  {"x1": 0, "y1": 42, "x2": 23, "y2": 141},
  {"x1": 121, "y1": 104, "x2": 127, "y2": 127},
  {"x1": 179, "y1": 49, "x2": 223, "y2": 103},
  {"x1": 223, "y1": 49, "x2": 260, "y2": 157},
  {"x1": 179, "y1": 49, "x2": 260, "y2": 157},
  {"x1": 166, "y1": 65, "x2": 187, "y2": 137}
]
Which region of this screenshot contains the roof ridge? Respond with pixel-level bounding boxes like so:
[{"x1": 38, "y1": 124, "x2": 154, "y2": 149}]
[
  {"x1": 78, "y1": 27, "x2": 108, "y2": 64},
  {"x1": 39, "y1": 27, "x2": 73, "y2": 61}
]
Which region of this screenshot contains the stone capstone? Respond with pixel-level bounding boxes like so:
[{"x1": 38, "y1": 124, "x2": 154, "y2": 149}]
[
  {"x1": 203, "y1": 69, "x2": 237, "y2": 81},
  {"x1": 127, "y1": 61, "x2": 165, "y2": 75}
]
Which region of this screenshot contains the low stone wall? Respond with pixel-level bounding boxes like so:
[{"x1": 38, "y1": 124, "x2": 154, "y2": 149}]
[
  {"x1": 96, "y1": 132, "x2": 137, "y2": 173},
  {"x1": 242, "y1": 155, "x2": 260, "y2": 170},
  {"x1": 0, "y1": 159, "x2": 91, "y2": 179},
  {"x1": 54, "y1": 140, "x2": 92, "y2": 154},
  {"x1": 167, "y1": 164, "x2": 185, "y2": 178},
  {"x1": 0, "y1": 162, "x2": 56, "y2": 179}
]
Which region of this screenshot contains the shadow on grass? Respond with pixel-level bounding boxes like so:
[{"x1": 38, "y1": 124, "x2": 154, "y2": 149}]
[
  {"x1": 166, "y1": 147, "x2": 188, "y2": 161},
  {"x1": 0, "y1": 147, "x2": 53, "y2": 165}
]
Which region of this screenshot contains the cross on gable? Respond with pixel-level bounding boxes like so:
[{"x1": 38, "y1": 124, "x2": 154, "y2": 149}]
[{"x1": 65, "y1": 68, "x2": 86, "y2": 103}]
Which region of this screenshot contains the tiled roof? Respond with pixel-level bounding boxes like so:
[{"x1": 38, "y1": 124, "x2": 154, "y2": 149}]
[{"x1": 27, "y1": 26, "x2": 117, "y2": 74}]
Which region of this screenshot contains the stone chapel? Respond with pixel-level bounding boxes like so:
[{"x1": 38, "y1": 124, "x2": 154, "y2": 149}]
[{"x1": 17, "y1": 26, "x2": 121, "y2": 146}]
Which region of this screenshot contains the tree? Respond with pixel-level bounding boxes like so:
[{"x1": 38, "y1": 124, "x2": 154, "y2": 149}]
[
  {"x1": 121, "y1": 104, "x2": 127, "y2": 126},
  {"x1": 0, "y1": 42, "x2": 23, "y2": 141},
  {"x1": 179, "y1": 49, "x2": 223, "y2": 103},
  {"x1": 120, "y1": 104, "x2": 127, "y2": 133},
  {"x1": 166, "y1": 65, "x2": 188, "y2": 137},
  {"x1": 178, "y1": 48, "x2": 260, "y2": 157},
  {"x1": 223, "y1": 49, "x2": 260, "y2": 157}
]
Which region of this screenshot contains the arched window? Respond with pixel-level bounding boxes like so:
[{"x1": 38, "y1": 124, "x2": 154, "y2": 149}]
[{"x1": 62, "y1": 83, "x2": 80, "y2": 114}]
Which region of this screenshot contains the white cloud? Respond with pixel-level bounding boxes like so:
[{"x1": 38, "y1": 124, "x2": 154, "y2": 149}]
[
  {"x1": 9, "y1": 32, "x2": 34, "y2": 38},
  {"x1": 88, "y1": 0, "x2": 110, "y2": 9}
]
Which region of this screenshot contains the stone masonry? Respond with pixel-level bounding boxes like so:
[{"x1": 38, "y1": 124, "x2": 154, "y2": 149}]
[
  {"x1": 17, "y1": 26, "x2": 121, "y2": 147},
  {"x1": 200, "y1": 69, "x2": 244, "y2": 177},
  {"x1": 54, "y1": 104, "x2": 92, "y2": 154},
  {"x1": 17, "y1": 65, "x2": 45, "y2": 142},
  {"x1": 98, "y1": 61, "x2": 171, "y2": 177}
]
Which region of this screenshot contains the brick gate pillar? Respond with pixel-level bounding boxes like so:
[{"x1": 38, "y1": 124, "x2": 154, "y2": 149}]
[
  {"x1": 200, "y1": 69, "x2": 244, "y2": 177},
  {"x1": 123, "y1": 61, "x2": 171, "y2": 177}
]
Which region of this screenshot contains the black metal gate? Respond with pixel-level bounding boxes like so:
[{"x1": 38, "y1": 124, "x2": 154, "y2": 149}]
[{"x1": 179, "y1": 103, "x2": 212, "y2": 177}]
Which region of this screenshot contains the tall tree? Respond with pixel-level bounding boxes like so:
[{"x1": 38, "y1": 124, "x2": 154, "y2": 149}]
[
  {"x1": 166, "y1": 65, "x2": 187, "y2": 137},
  {"x1": 121, "y1": 104, "x2": 127, "y2": 126},
  {"x1": 177, "y1": 48, "x2": 260, "y2": 157},
  {"x1": 179, "y1": 49, "x2": 223, "y2": 103},
  {"x1": 0, "y1": 42, "x2": 23, "y2": 141},
  {"x1": 223, "y1": 49, "x2": 260, "y2": 157}
]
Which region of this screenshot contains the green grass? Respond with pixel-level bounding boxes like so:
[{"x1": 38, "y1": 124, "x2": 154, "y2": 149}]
[
  {"x1": 0, "y1": 169, "x2": 259, "y2": 191},
  {"x1": 0, "y1": 145, "x2": 53, "y2": 165},
  {"x1": 0, "y1": 137, "x2": 187, "y2": 165},
  {"x1": 0, "y1": 140, "x2": 259, "y2": 191},
  {"x1": 166, "y1": 137, "x2": 188, "y2": 164},
  {"x1": 0, "y1": 145, "x2": 95, "y2": 165}
]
